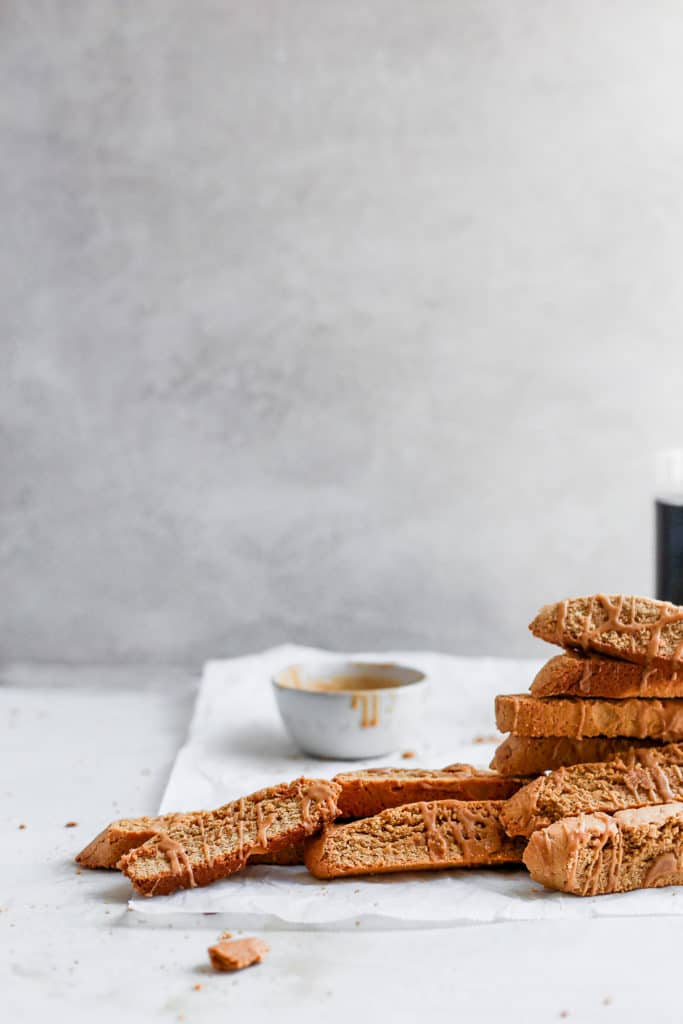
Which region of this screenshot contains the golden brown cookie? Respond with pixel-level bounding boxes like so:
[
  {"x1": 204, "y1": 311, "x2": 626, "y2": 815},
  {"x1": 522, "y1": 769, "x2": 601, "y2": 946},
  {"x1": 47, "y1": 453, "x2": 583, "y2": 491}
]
[
  {"x1": 530, "y1": 651, "x2": 683, "y2": 699},
  {"x1": 495, "y1": 692, "x2": 683, "y2": 741},
  {"x1": 525, "y1": 803, "x2": 683, "y2": 896},
  {"x1": 304, "y1": 799, "x2": 525, "y2": 879},
  {"x1": 529, "y1": 594, "x2": 683, "y2": 670},
  {"x1": 334, "y1": 766, "x2": 528, "y2": 817},
  {"x1": 120, "y1": 778, "x2": 340, "y2": 896},
  {"x1": 501, "y1": 744, "x2": 683, "y2": 837}
]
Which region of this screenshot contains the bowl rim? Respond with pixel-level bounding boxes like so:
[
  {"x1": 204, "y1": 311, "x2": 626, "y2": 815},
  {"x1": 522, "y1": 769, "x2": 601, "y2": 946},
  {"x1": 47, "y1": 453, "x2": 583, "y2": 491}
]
[{"x1": 271, "y1": 659, "x2": 427, "y2": 696}]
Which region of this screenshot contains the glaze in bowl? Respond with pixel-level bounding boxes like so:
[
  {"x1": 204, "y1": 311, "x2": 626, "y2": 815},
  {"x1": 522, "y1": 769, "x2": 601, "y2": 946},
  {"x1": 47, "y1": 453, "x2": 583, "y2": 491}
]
[{"x1": 272, "y1": 659, "x2": 427, "y2": 759}]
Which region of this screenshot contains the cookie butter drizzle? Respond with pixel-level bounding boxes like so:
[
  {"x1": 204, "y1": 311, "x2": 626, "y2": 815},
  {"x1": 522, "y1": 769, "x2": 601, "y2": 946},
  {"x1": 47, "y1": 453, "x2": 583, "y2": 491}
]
[
  {"x1": 578, "y1": 659, "x2": 593, "y2": 694},
  {"x1": 157, "y1": 833, "x2": 197, "y2": 888},
  {"x1": 576, "y1": 701, "x2": 587, "y2": 740},
  {"x1": 635, "y1": 748, "x2": 674, "y2": 801},
  {"x1": 350, "y1": 693, "x2": 379, "y2": 728},
  {"x1": 644, "y1": 851, "x2": 681, "y2": 887},
  {"x1": 299, "y1": 780, "x2": 338, "y2": 828},
  {"x1": 420, "y1": 802, "x2": 501, "y2": 864},
  {"x1": 420, "y1": 802, "x2": 449, "y2": 861},
  {"x1": 567, "y1": 594, "x2": 683, "y2": 671},
  {"x1": 554, "y1": 600, "x2": 568, "y2": 643},
  {"x1": 254, "y1": 804, "x2": 276, "y2": 852},
  {"x1": 563, "y1": 814, "x2": 622, "y2": 896}
]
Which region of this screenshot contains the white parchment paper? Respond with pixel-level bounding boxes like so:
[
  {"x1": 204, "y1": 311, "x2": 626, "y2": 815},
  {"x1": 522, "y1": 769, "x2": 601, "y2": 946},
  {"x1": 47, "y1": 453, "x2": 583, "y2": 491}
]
[{"x1": 129, "y1": 645, "x2": 683, "y2": 927}]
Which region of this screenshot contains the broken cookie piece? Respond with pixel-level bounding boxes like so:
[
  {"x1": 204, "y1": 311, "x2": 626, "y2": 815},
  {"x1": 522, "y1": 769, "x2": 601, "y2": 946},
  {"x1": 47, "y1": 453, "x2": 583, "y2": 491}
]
[{"x1": 208, "y1": 937, "x2": 269, "y2": 971}]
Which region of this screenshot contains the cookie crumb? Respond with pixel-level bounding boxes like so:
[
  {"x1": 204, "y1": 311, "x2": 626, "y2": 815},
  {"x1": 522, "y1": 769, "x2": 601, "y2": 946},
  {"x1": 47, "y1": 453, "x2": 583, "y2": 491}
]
[
  {"x1": 560, "y1": 1013, "x2": 569, "y2": 1019},
  {"x1": 75, "y1": 869, "x2": 82, "y2": 875},
  {"x1": 401, "y1": 750, "x2": 416, "y2": 759},
  {"x1": 65, "y1": 821, "x2": 78, "y2": 828},
  {"x1": 193, "y1": 983, "x2": 202, "y2": 991},
  {"x1": 473, "y1": 734, "x2": 499, "y2": 744},
  {"x1": 221, "y1": 930, "x2": 233, "y2": 940},
  {"x1": 208, "y1": 937, "x2": 268, "y2": 972},
  {"x1": 18, "y1": 824, "x2": 26, "y2": 830}
]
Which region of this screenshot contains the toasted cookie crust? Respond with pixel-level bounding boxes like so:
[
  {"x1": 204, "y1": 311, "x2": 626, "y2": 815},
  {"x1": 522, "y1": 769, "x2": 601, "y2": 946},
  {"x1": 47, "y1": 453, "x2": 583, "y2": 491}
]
[
  {"x1": 334, "y1": 766, "x2": 528, "y2": 817},
  {"x1": 495, "y1": 693, "x2": 683, "y2": 741},
  {"x1": 530, "y1": 652, "x2": 683, "y2": 699},
  {"x1": 490, "y1": 734, "x2": 662, "y2": 776}
]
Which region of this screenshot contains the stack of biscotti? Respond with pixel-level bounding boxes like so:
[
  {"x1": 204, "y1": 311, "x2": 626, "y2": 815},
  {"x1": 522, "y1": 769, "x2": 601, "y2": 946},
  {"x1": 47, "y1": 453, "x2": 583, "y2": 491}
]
[
  {"x1": 491, "y1": 594, "x2": 683, "y2": 776},
  {"x1": 500, "y1": 741, "x2": 683, "y2": 895},
  {"x1": 76, "y1": 765, "x2": 531, "y2": 893}
]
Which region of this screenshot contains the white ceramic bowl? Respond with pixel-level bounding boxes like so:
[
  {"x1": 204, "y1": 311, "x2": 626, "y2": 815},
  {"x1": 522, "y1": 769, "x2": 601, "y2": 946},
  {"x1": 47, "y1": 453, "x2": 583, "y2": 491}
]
[{"x1": 272, "y1": 659, "x2": 427, "y2": 759}]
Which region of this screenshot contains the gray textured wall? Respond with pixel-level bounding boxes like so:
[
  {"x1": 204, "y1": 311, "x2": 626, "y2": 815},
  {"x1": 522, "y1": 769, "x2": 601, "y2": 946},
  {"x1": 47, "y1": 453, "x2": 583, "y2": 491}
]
[{"x1": 2, "y1": 1, "x2": 682, "y2": 666}]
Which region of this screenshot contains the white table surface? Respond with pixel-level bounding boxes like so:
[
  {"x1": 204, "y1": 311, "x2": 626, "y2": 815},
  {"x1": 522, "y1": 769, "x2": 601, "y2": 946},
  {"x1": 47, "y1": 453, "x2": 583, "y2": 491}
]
[{"x1": 1, "y1": 662, "x2": 679, "y2": 1024}]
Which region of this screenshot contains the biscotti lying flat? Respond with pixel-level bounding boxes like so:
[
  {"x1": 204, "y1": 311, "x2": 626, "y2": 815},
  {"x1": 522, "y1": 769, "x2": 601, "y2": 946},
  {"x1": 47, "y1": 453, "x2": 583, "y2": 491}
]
[
  {"x1": 304, "y1": 799, "x2": 526, "y2": 879},
  {"x1": 501, "y1": 744, "x2": 683, "y2": 837},
  {"x1": 495, "y1": 693, "x2": 683, "y2": 741},
  {"x1": 489, "y1": 735, "x2": 663, "y2": 776},
  {"x1": 531, "y1": 651, "x2": 683, "y2": 699},
  {"x1": 120, "y1": 777, "x2": 340, "y2": 896},
  {"x1": 77, "y1": 765, "x2": 523, "y2": 872},
  {"x1": 76, "y1": 815, "x2": 305, "y2": 869},
  {"x1": 525, "y1": 803, "x2": 683, "y2": 896},
  {"x1": 334, "y1": 765, "x2": 529, "y2": 818},
  {"x1": 529, "y1": 594, "x2": 683, "y2": 670}
]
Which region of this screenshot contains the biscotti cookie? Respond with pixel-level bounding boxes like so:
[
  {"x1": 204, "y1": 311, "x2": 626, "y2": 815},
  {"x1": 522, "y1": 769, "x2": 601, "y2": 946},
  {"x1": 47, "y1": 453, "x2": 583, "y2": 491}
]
[
  {"x1": 501, "y1": 744, "x2": 683, "y2": 837},
  {"x1": 334, "y1": 765, "x2": 528, "y2": 818},
  {"x1": 495, "y1": 693, "x2": 683, "y2": 741},
  {"x1": 489, "y1": 735, "x2": 662, "y2": 776},
  {"x1": 304, "y1": 799, "x2": 526, "y2": 879},
  {"x1": 76, "y1": 814, "x2": 184, "y2": 869},
  {"x1": 529, "y1": 594, "x2": 683, "y2": 670},
  {"x1": 530, "y1": 651, "x2": 683, "y2": 699},
  {"x1": 77, "y1": 815, "x2": 304, "y2": 869},
  {"x1": 120, "y1": 777, "x2": 340, "y2": 896},
  {"x1": 524, "y1": 803, "x2": 683, "y2": 896}
]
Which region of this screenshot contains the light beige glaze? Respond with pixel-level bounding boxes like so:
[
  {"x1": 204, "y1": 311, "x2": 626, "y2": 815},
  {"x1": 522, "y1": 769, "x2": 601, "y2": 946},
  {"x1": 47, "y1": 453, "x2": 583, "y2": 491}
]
[
  {"x1": 351, "y1": 692, "x2": 379, "y2": 727},
  {"x1": 157, "y1": 833, "x2": 197, "y2": 888},
  {"x1": 567, "y1": 593, "x2": 683, "y2": 669},
  {"x1": 254, "y1": 804, "x2": 276, "y2": 852},
  {"x1": 299, "y1": 779, "x2": 339, "y2": 826},
  {"x1": 278, "y1": 673, "x2": 400, "y2": 692}
]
